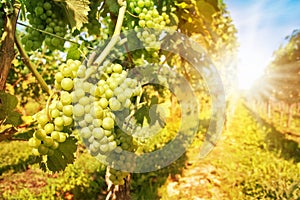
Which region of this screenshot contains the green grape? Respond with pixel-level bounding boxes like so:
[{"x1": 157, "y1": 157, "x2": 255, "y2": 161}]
[
  {"x1": 51, "y1": 131, "x2": 60, "y2": 141},
  {"x1": 34, "y1": 7, "x2": 44, "y2": 16},
  {"x1": 61, "y1": 78, "x2": 74, "y2": 91},
  {"x1": 92, "y1": 119, "x2": 102, "y2": 127},
  {"x1": 63, "y1": 105, "x2": 73, "y2": 116},
  {"x1": 137, "y1": 0, "x2": 145, "y2": 8},
  {"x1": 28, "y1": 137, "x2": 41, "y2": 148},
  {"x1": 54, "y1": 116, "x2": 64, "y2": 127},
  {"x1": 44, "y1": 123, "x2": 55, "y2": 134},
  {"x1": 60, "y1": 92, "x2": 72, "y2": 105},
  {"x1": 38, "y1": 144, "x2": 49, "y2": 155},
  {"x1": 43, "y1": 136, "x2": 54, "y2": 147},
  {"x1": 134, "y1": 7, "x2": 142, "y2": 14},
  {"x1": 109, "y1": 98, "x2": 122, "y2": 111},
  {"x1": 51, "y1": 141, "x2": 59, "y2": 149},
  {"x1": 84, "y1": 114, "x2": 94, "y2": 124},
  {"x1": 102, "y1": 117, "x2": 114, "y2": 130},
  {"x1": 57, "y1": 132, "x2": 67, "y2": 143},
  {"x1": 23, "y1": 0, "x2": 68, "y2": 51},
  {"x1": 36, "y1": 112, "x2": 49, "y2": 127},
  {"x1": 99, "y1": 98, "x2": 109, "y2": 109},
  {"x1": 35, "y1": 129, "x2": 47, "y2": 140},
  {"x1": 43, "y1": 2, "x2": 52, "y2": 10},
  {"x1": 63, "y1": 115, "x2": 73, "y2": 126},
  {"x1": 93, "y1": 127, "x2": 104, "y2": 137},
  {"x1": 81, "y1": 127, "x2": 92, "y2": 139},
  {"x1": 73, "y1": 104, "x2": 85, "y2": 117},
  {"x1": 51, "y1": 109, "x2": 60, "y2": 118}
]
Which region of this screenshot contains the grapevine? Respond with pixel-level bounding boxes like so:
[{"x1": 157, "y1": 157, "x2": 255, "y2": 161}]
[
  {"x1": 0, "y1": 2, "x2": 4, "y2": 40},
  {"x1": 0, "y1": 0, "x2": 239, "y2": 198}
]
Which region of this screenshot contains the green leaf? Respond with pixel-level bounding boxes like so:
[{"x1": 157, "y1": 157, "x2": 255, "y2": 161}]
[
  {"x1": 5, "y1": 111, "x2": 22, "y2": 126},
  {"x1": 47, "y1": 137, "x2": 77, "y2": 172},
  {"x1": 13, "y1": 128, "x2": 35, "y2": 140},
  {"x1": 205, "y1": 0, "x2": 222, "y2": 11},
  {"x1": 0, "y1": 91, "x2": 18, "y2": 110},
  {"x1": 0, "y1": 92, "x2": 21, "y2": 125},
  {"x1": 134, "y1": 105, "x2": 149, "y2": 124},
  {"x1": 105, "y1": 0, "x2": 119, "y2": 14},
  {"x1": 40, "y1": 161, "x2": 47, "y2": 172},
  {"x1": 67, "y1": 44, "x2": 81, "y2": 60},
  {"x1": 150, "y1": 96, "x2": 159, "y2": 106},
  {"x1": 53, "y1": 0, "x2": 90, "y2": 29},
  {"x1": 195, "y1": 0, "x2": 217, "y2": 23}
]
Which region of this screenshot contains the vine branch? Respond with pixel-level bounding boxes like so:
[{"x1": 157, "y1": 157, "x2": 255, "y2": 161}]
[
  {"x1": 0, "y1": 5, "x2": 19, "y2": 90},
  {"x1": 93, "y1": 0, "x2": 127, "y2": 66},
  {"x1": 17, "y1": 22, "x2": 93, "y2": 50},
  {"x1": 15, "y1": 35, "x2": 51, "y2": 95}
]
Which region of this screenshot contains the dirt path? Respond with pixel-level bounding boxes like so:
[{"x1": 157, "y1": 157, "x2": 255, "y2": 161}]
[{"x1": 161, "y1": 105, "x2": 246, "y2": 199}]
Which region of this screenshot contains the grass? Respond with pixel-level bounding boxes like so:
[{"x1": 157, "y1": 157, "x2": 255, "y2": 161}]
[
  {"x1": 157, "y1": 100, "x2": 300, "y2": 199},
  {"x1": 0, "y1": 99, "x2": 300, "y2": 199}
]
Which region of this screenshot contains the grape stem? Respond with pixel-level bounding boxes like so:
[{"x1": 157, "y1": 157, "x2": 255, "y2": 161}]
[
  {"x1": 15, "y1": 34, "x2": 51, "y2": 95},
  {"x1": 92, "y1": 0, "x2": 127, "y2": 66},
  {"x1": 84, "y1": 0, "x2": 127, "y2": 81},
  {"x1": 46, "y1": 92, "x2": 58, "y2": 122},
  {"x1": 126, "y1": 10, "x2": 138, "y2": 18}
]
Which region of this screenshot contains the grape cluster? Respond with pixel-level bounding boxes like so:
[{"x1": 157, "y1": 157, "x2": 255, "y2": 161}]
[
  {"x1": 22, "y1": 0, "x2": 67, "y2": 51},
  {"x1": 128, "y1": 0, "x2": 172, "y2": 53},
  {"x1": 28, "y1": 60, "x2": 81, "y2": 156},
  {"x1": 73, "y1": 60, "x2": 141, "y2": 184}
]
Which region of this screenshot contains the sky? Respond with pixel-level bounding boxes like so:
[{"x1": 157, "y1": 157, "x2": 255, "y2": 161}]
[{"x1": 225, "y1": 0, "x2": 300, "y2": 89}]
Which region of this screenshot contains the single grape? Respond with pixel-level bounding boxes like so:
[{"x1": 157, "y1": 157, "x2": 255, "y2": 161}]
[
  {"x1": 51, "y1": 131, "x2": 60, "y2": 141},
  {"x1": 63, "y1": 105, "x2": 73, "y2": 116},
  {"x1": 61, "y1": 78, "x2": 74, "y2": 91},
  {"x1": 73, "y1": 104, "x2": 85, "y2": 117},
  {"x1": 102, "y1": 117, "x2": 114, "y2": 130},
  {"x1": 44, "y1": 123, "x2": 55, "y2": 134},
  {"x1": 35, "y1": 129, "x2": 47, "y2": 140},
  {"x1": 38, "y1": 144, "x2": 49, "y2": 155},
  {"x1": 43, "y1": 136, "x2": 54, "y2": 147},
  {"x1": 28, "y1": 137, "x2": 41, "y2": 148}
]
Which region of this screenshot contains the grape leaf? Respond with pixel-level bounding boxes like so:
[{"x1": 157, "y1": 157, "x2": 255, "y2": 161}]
[
  {"x1": 150, "y1": 96, "x2": 159, "y2": 106},
  {"x1": 205, "y1": 0, "x2": 223, "y2": 10},
  {"x1": 0, "y1": 91, "x2": 18, "y2": 111},
  {"x1": 53, "y1": 0, "x2": 90, "y2": 30},
  {"x1": 47, "y1": 137, "x2": 77, "y2": 172},
  {"x1": 5, "y1": 111, "x2": 22, "y2": 126},
  {"x1": 67, "y1": 44, "x2": 81, "y2": 60},
  {"x1": 194, "y1": 0, "x2": 216, "y2": 23},
  {"x1": 0, "y1": 92, "x2": 22, "y2": 126},
  {"x1": 134, "y1": 105, "x2": 149, "y2": 124},
  {"x1": 105, "y1": 0, "x2": 119, "y2": 14}
]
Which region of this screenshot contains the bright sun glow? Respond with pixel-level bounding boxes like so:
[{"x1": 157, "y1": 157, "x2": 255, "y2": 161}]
[
  {"x1": 236, "y1": 51, "x2": 269, "y2": 90},
  {"x1": 226, "y1": 1, "x2": 300, "y2": 90}
]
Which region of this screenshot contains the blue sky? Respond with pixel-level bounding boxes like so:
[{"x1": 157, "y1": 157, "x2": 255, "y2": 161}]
[{"x1": 225, "y1": 0, "x2": 300, "y2": 89}]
